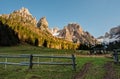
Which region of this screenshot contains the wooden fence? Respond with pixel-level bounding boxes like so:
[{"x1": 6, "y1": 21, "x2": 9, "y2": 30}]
[
  {"x1": 113, "y1": 49, "x2": 120, "y2": 63},
  {"x1": 0, "y1": 54, "x2": 76, "y2": 70}
]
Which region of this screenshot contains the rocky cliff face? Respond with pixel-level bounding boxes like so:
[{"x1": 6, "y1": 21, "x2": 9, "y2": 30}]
[
  {"x1": 1, "y1": 7, "x2": 37, "y2": 26},
  {"x1": 37, "y1": 17, "x2": 48, "y2": 30},
  {"x1": 13, "y1": 7, "x2": 37, "y2": 25},
  {"x1": 97, "y1": 26, "x2": 120, "y2": 43},
  {"x1": 51, "y1": 23, "x2": 97, "y2": 45},
  {"x1": 110, "y1": 26, "x2": 120, "y2": 35},
  {"x1": 58, "y1": 23, "x2": 83, "y2": 42},
  {"x1": 37, "y1": 17, "x2": 52, "y2": 34}
]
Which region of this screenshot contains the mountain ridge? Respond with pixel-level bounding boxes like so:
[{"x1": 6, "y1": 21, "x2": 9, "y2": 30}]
[
  {"x1": 50, "y1": 23, "x2": 97, "y2": 45},
  {"x1": 0, "y1": 7, "x2": 79, "y2": 49},
  {"x1": 97, "y1": 25, "x2": 120, "y2": 44}
]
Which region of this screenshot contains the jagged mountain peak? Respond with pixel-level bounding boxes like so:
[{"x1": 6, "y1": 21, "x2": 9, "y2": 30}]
[
  {"x1": 8, "y1": 7, "x2": 37, "y2": 26},
  {"x1": 97, "y1": 25, "x2": 120, "y2": 44},
  {"x1": 13, "y1": 7, "x2": 32, "y2": 15},
  {"x1": 0, "y1": 7, "x2": 37, "y2": 26},
  {"x1": 65, "y1": 23, "x2": 83, "y2": 34},
  {"x1": 110, "y1": 26, "x2": 120, "y2": 35},
  {"x1": 37, "y1": 16, "x2": 49, "y2": 31},
  {"x1": 50, "y1": 23, "x2": 97, "y2": 45}
]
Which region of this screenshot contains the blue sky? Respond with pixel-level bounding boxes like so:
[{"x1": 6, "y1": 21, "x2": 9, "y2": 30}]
[{"x1": 0, "y1": 0, "x2": 120, "y2": 38}]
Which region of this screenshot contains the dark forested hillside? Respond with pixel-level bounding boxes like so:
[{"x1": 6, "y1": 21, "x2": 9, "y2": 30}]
[{"x1": 0, "y1": 21, "x2": 19, "y2": 46}]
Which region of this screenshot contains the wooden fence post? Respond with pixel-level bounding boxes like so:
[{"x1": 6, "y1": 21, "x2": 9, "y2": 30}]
[
  {"x1": 29, "y1": 54, "x2": 33, "y2": 69},
  {"x1": 113, "y1": 50, "x2": 119, "y2": 63},
  {"x1": 37, "y1": 57, "x2": 40, "y2": 67},
  {"x1": 5, "y1": 57, "x2": 7, "y2": 69},
  {"x1": 72, "y1": 54, "x2": 76, "y2": 71}
]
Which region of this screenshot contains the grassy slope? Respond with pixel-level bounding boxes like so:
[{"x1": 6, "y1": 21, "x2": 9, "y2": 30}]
[
  {"x1": 0, "y1": 44, "x2": 76, "y2": 54},
  {"x1": 0, "y1": 45, "x2": 120, "y2": 79}
]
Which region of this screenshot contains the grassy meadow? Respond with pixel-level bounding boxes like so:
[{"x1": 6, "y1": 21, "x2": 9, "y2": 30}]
[{"x1": 0, "y1": 45, "x2": 120, "y2": 79}]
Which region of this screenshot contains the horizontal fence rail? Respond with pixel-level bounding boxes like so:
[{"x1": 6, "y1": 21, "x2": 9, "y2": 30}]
[
  {"x1": 0, "y1": 55, "x2": 29, "y2": 58},
  {"x1": 0, "y1": 54, "x2": 76, "y2": 70}
]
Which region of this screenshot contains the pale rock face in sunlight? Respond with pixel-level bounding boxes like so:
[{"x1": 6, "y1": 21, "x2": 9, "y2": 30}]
[
  {"x1": 0, "y1": 7, "x2": 37, "y2": 26},
  {"x1": 37, "y1": 17, "x2": 48, "y2": 28},
  {"x1": 50, "y1": 23, "x2": 97, "y2": 44},
  {"x1": 18, "y1": 7, "x2": 32, "y2": 15},
  {"x1": 37, "y1": 17, "x2": 50, "y2": 32},
  {"x1": 12, "y1": 7, "x2": 37, "y2": 26}
]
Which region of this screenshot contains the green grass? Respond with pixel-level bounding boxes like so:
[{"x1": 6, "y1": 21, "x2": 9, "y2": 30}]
[
  {"x1": 113, "y1": 63, "x2": 120, "y2": 78},
  {"x1": 75, "y1": 57, "x2": 110, "y2": 79},
  {"x1": 0, "y1": 44, "x2": 76, "y2": 55},
  {"x1": 0, "y1": 45, "x2": 120, "y2": 79}
]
